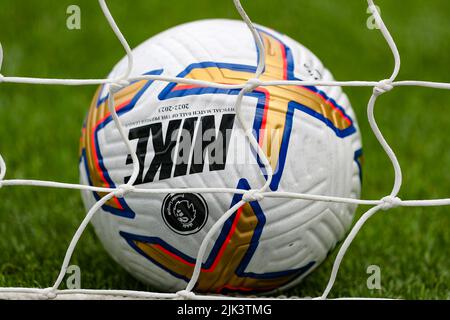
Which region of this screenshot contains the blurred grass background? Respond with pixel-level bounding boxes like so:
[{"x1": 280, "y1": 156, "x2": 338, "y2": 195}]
[{"x1": 0, "y1": 0, "x2": 449, "y2": 299}]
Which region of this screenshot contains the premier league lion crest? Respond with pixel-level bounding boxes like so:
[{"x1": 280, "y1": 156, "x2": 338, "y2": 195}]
[{"x1": 162, "y1": 193, "x2": 209, "y2": 235}]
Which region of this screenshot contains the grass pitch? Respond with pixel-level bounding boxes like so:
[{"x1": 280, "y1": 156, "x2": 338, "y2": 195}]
[{"x1": 0, "y1": 0, "x2": 449, "y2": 299}]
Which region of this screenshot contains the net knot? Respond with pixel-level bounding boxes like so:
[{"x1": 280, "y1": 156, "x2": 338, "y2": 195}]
[
  {"x1": 242, "y1": 190, "x2": 264, "y2": 202},
  {"x1": 244, "y1": 78, "x2": 262, "y2": 92},
  {"x1": 380, "y1": 195, "x2": 401, "y2": 210},
  {"x1": 114, "y1": 184, "x2": 135, "y2": 198},
  {"x1": 42, "y1": 288, "x2": 57, "y2": 300},
  {"x1": 368, "y1": 4, "x2": 379, "y2": 16},
  {"x1": 176, "y1": 290, "x2": 196, "y2": 300},
  {"x1": 373, "y1": 79, "x2": 394, "y2": 96},
  {"x1": 110, "y1": 79, "x2": 130, "y2": 93}
]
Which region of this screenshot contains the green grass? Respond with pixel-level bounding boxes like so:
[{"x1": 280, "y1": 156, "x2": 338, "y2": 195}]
[{"x1": 0, "y1": 0, "x2": 449, "y2": 299}]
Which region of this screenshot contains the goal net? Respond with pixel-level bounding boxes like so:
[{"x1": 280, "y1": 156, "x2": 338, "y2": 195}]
[{"x1": 0, "y1": 0, "x2": 448, "y2": 300}]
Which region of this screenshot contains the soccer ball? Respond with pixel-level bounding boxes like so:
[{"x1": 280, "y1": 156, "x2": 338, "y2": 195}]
[{"x1": 79, "y1": 19, "x2": 362, "y2": 294}]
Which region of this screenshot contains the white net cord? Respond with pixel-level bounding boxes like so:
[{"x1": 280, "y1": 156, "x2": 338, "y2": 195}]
[{"x1": 0, "y1": 0, "x2": 449, "y2": 300}]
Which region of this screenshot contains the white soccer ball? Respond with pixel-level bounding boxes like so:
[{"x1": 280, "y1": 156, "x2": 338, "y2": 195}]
[{"x1": 79, "y1": 19, "x2": 362, "y2": 294}]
